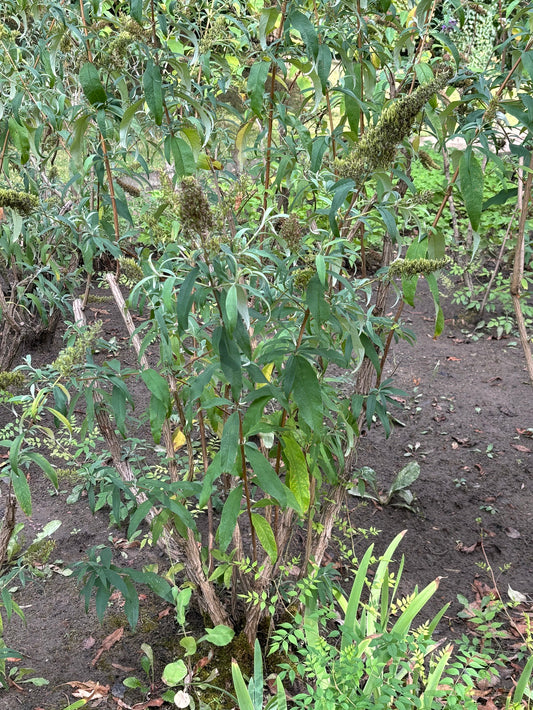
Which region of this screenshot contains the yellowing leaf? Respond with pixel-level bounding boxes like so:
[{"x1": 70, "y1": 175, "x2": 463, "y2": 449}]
[
  {"x1": 173, "y1": 429, "x2": 186, "y2": 451},
  {"x1": 197, "y1": 153, "x2": 223, "y2": 170},
  {"x1": 257, "y1": 362, "x2": 274, "y2": 388},
  {"x1": 405, "y1": 7, "x2": 416, "y2": 26}
]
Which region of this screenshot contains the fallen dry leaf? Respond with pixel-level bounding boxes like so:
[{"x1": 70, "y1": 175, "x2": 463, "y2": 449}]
[
  {"x1": 504, "y1": 527, "x2": 520, "y2": 539},
  {"x1": 112, "y1": 662, "x2": 136, "y2": 672},
  {"x1": 67, "y1": 680, "x2": 110, "y2": 700},
  {"x1": 113, "y1": 699, "x2": 133, "y2": 709},
  {"x1": 508, "y1": 585, "x2": 528, "y2": 603},
  {"x1": 158, "y1": 606, "x2": 172, "y2": 619},
  {"x1": 516, "y1": 427, "x2": 533, "y2": 437},
  {"x1": 511, "y1": 444, "x2": 531, "y2": 453},
  {"x1": 112, "y1": 537, "x2": 141, "y2": 549},
  {"x1": 91, "y1": 627, "x2": 124, "y2": 666},
  {"x1": 456, "y1": 541, "x2": 478, "y2": 554},
  {"x1": 131, "y1": 699, "x2": 164, "y2": 709}
]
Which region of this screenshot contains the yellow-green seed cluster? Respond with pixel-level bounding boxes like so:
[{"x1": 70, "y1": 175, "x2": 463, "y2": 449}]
[
  {"x1": 119, "y1": 257, "x2": 144, "y2": 284},
  {"x1": 336, "y1": 68, "x2": 453, "y2": 184},
  {"x1": 178, "y1": 178, "x2": 214, "y2": 236},
  {"x1": 279, "y1": 214, "x2": 303, "y2": 252},
  {"x1": 0, "y1": 188, "x2": 39, "y2": 216},
  {"x1": 52, "y1": 322, "x2": 102, "y2": 377},
  {"x1": 199, "y1": 17, "x2": 227, "y2": 54},
  {"x1": 482, "y1": 95, "x2": 499, "y2": 124},
  {"x1": 293, "y1": 267, "x2": 315, "y2": 290},
  {"x1": 409, "y1": 189, "x2": 434, "y2": 205},
  {"x1": 457, "y1": 2, "x2": 497, "y2": 73},
  {"x1": 0, "y1": 370, "x2": 25, "y2": 391},
  {"x1": 388, "y1": 257, "x2": 449, "y2": 278}
]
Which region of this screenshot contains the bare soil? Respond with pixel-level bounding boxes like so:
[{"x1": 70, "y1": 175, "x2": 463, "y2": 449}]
[{"x1": 0, "y1": 282, "x2": 531, "y2": 710}]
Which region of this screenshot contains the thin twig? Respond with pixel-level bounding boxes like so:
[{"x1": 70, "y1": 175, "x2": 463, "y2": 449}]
[{"x1": 511, "y1": 153, "x2": 533, "y2": 385}]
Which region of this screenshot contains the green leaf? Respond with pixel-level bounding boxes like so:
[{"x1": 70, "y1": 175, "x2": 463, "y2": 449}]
[
  {"x1": 288, "y1": 10, "x2": 319, "y2": 60},
  {"x1": 11, "y1": 470, "x2": 31, "y2": 516},
  {"x1": 111, "y1": 385, "x2": 126, "y2": 437},
  {"x1": 513, "y1": 654, "x2": 533, "y2": 704},
  {"x1": 282, "y1": 434, "x2": 310, "y2": 513},
  {"x1": 119, "y1": 98, "x2": 144, "y2": 146},
  {"x1": 259, "y1": 7, "x2": 280, "y2": 49},
  {"x1": 141, "y1": 369, "x2": 171, "y2": 409},
  {"x1": 213, "y1": 326, "x2": 242, "y2": 399},
  {"x1": 426, "y1": 272, "x2": 444, "y2": 337},
  {"x1": 177, "y1": 266, "x2": 199, "y2": 333},
  {"x1": 388, "y1": 461, "x2": 420, "y2": 496},
  {"x1": 250, "y1": 639, "x2": 264, "y2": 710},
  {"x1": 329, "y1": 179, "x2": 355, "y2": 238},
  {"x1": 169, "y1": 136, "x2": 195, "y2": 177},
  {"x1": 459, "y1": 148, "x2": 484, "y2": 231},
  {"x1": 225, "y1": 284, "x2": 238, "y2": 333},
  {"x1": 315, "y1": 254, "x2": 326, "y2": 285},
  {"x1": 290, "y1": 355, "x2": 323, "y2": 432},
  {"x1": 220, "y1": 411, "x2": 240, "y2": 473},
  {"x1": 201, "y1": 625, "x2": 235, "y2": 647},
  {"x1": 143, "y1": 60, "x2": 163, "y2": 126},
  {"x1": 306, "y1": 274, "x2": 330, "y2": 324},
  {"x1": 127, "y1": 499, "x2": 153, "y2": 539},
  {"x1": 95, "y1": 583, "x2": 111, "y2": 623},
  {"x1": 130, "y1": 0, "x2": 143, "y2": 23},
  {"x1": 8, "y1": 118, "x2": 30, "y2": 164},
  {"x1": 61, "y1": 700, "x2": 88, "y2": 710},
  {"x1": 180, "y1": 636, "x2": 197, "y2": 656},
  {"x1": 482, "y1": 188, "x2": 517, "y2": 210},
  {"x1": 162, "y1": 659, "x2": 187, "y2": 686},
  {"x1": 520, "y1": 50, "x2": 533, "y2": 83},
  {"x1": 247, "y1": 61, "x2": 270, "y2": 117},
  {"x1": 122, "y1": 576, "x2": 140, "y2": 629},
  {"x1": 341, "y1": 543, "x2": 375, "y2": 649},
  {"x1": 218, "y1": 483, "x2": 243, "y2": 552},
  {"x1": 390, "y1": 576, "x2": 439, "y2": 637},
  {"x1": 232, "y1": 660, "x2": 255, "y2": 710},
  {"x1": 148, "y1": 395, "x2": 168, "y2": 444},
  {"x1": 79, "y1": 62, "x2": 107, "y2": 106},
  {"x1": 401, "y1": 236, "x2": 427, "y2": 306},
  {"x1": 251, "y1": 513, "x2": 277, "y2": 562},
  {"x1": 420, "y1": 646, "x2": 452, "y2": 709},
  {"x1": 245, "y1": 445, "x2": 289, "y2": 508},
  {"x1": 23, "y1": 451, "x2": 58, "y2": 489},
  {"x1": 316, "y1": 43, "x2": 331, "y2": 92}
]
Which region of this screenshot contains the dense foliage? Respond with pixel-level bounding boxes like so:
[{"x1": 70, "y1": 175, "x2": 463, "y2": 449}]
[{"x1": 0, "y1": 1, "x2": 532, "y2": 703}]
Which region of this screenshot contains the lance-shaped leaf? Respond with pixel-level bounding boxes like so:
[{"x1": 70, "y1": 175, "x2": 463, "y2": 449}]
[
  {"x1": 459, "y1": 148, "x2": 483, "y2": 231},
  {"x1": 247, "y1": 61, "x2": 270, "y2": 117},
  {"x1": 290, "y1": 355, "x2": 323, "y2": 432},
  {"x1": 143, "y1": 60, "x2": 163, "y2": 126},
  {"x1": 282, "y1": 434, "x2": 310, "y2": 513},
  {"x1": 79, "y1": 62, "x2": 107, "y2": 106},
  {"x1": 251, "y1": 513, "x2": 277, "y2": 562},
  {"x1": 218, "y1": 484, "x2": 243, "y2": 552}
]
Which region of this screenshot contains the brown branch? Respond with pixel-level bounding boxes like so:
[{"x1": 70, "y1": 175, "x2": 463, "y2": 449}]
[
  {"x1": 511, "y1": 153, "x2": 533, "y2": 385},
  {"x1": 239, "y1": 411, "x2": 257, "y2": 562}
]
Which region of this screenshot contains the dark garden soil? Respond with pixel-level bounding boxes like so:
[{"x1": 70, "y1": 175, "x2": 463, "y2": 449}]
[{"x1": 0, "y1": 281, "x2": 532, "y2": 710}]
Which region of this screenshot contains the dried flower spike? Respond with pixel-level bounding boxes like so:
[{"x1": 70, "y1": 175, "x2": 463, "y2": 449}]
[
  {"x1": 336, "y1": 68, "x2": 453, "y2": 184},
  {"x1": 0, "y1": 188, "x2": 39, "y2": 216}
]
